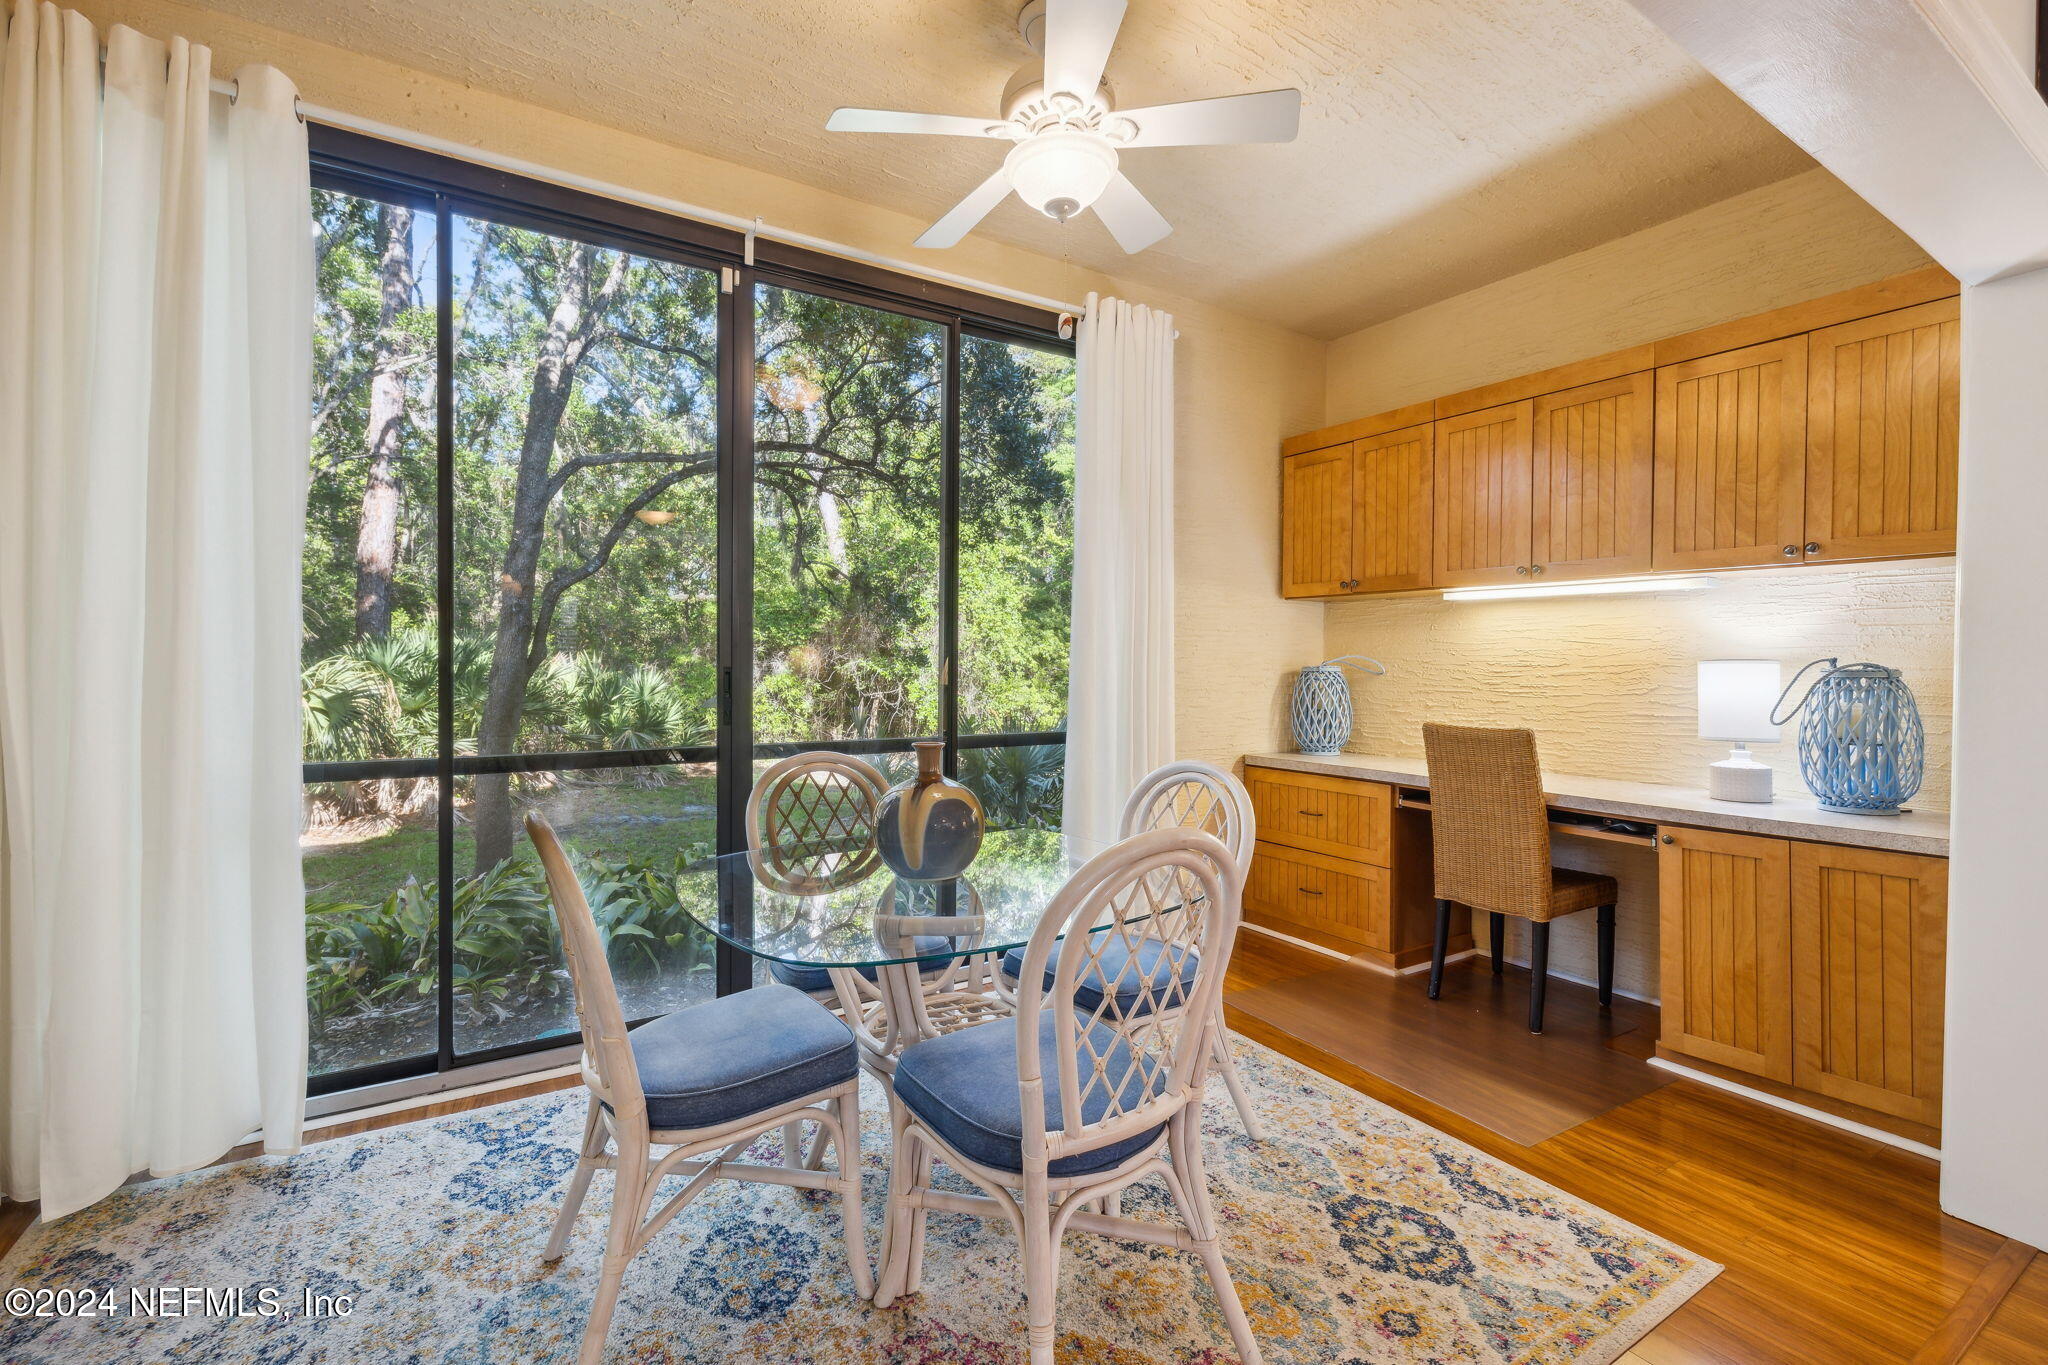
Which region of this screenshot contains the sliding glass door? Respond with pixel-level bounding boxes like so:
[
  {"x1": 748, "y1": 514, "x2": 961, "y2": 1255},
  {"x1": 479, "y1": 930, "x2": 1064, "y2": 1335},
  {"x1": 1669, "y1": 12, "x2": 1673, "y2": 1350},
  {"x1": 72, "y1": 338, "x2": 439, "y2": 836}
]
[
  {"x1": 447, "y1": 212, "x2": 724, "y2": 1060},
  {"x1": 303, "y1": 137, "x2": 1073, "y2": 1094}
]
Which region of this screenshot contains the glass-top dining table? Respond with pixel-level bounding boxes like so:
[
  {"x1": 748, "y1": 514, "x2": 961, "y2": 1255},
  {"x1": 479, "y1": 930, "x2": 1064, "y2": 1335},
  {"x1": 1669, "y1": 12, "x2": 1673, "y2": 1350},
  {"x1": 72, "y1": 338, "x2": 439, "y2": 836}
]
[{"x1": 673, "y1": 826, "x2": 1115, "y2": 1073}]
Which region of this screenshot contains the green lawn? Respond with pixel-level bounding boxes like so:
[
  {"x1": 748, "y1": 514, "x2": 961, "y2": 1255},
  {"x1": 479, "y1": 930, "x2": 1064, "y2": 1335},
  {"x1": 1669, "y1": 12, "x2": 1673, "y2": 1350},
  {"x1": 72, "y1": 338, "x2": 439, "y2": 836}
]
[{"x1": 304, "y1": 774, "x2": 718, "y2": 904}]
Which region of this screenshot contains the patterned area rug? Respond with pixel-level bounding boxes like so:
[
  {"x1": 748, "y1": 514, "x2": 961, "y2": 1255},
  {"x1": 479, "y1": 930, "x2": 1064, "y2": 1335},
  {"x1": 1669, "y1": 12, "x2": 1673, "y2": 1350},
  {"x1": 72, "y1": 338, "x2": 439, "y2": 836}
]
[{"x1": 0, "y1": 1040, "x2": 1716, "y2": 1363}]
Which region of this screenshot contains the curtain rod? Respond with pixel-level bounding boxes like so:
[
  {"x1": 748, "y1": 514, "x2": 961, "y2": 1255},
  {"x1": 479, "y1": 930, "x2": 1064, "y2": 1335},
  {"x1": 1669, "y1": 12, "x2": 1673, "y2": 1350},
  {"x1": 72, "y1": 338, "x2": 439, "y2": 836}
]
[{"x1": 272, "y1": 94, "x2": 1090, "y2": 321}]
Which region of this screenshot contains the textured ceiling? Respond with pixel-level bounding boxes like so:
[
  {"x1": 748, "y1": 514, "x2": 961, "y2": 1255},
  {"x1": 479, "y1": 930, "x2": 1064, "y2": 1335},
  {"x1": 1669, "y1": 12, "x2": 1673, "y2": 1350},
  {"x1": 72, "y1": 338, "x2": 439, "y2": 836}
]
[{"x1": 202, "y1": 0, "x2": 1815, "y2": 338}]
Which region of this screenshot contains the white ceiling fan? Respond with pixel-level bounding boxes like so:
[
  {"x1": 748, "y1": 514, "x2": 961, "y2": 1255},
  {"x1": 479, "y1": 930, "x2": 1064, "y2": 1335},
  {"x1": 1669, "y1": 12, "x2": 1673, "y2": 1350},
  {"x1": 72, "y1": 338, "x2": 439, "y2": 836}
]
[{"x1": 825, "y1": 0, "x2": 1302, "y2": 254}]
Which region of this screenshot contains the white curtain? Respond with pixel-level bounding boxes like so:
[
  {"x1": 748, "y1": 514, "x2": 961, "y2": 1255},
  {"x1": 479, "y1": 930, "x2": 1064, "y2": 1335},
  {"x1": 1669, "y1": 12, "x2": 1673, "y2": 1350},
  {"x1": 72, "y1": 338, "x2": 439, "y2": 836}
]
[
  {"x1": 0, "y1": 4, "x2": 312, "y2": 1218},
  {"x1": 1063, "y1": 294, "x2": 1175, "y2": 844}
]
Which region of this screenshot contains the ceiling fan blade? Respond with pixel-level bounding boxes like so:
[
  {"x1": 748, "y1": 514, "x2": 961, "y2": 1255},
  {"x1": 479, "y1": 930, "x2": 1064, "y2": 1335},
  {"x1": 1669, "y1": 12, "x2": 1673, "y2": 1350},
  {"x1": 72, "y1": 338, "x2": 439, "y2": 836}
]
[
  {"x1": 1092, "y1": 172, "x2": 1171, "y2": 253},
  {"x1": 827, "y1": 107, "x2": 1009, "y2": 138},
  {"x1": 1043, "y1": 0, "x2": 1127, "y2": 99},
  {"x1": 915, "y1": 169, "x2": 1015, "y2": 248},
  {"x1": 1112, "y1": 88, "x2": 1303, "y2": 149}
]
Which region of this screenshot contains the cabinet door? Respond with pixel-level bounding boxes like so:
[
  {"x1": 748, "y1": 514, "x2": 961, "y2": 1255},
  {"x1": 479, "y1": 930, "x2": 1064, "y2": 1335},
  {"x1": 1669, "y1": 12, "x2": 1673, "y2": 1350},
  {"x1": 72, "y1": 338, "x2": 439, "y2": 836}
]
[
  {"x1": 1432, "y1": 400, "x2": 1534, "y2": 587},
  {"x1": 1790, "y1": 843, "x2": 1947, "y2": 1127},
  {"x1": 1658, "y1": 827, "x2": 1794, "y2": 1082},
  {"x1": 1280, "y1": 444, "x2": 1354, "y2": 597},
  {"x1": 1245, "y1": 840, "x2": 1390, "y2": 950},
  {"x1": 1653, "y1": 338, "x2": 1807, "y2": 571},
  {"x1": 1806, "y1": 297, "x2": 1960, "y2": 563},
  {"x1": 1352, "y1": 422, "x2": 1434, "y2": 592},
  {"x1": 1531, "y1": 372, "x2": 1654, "y2": 580}
]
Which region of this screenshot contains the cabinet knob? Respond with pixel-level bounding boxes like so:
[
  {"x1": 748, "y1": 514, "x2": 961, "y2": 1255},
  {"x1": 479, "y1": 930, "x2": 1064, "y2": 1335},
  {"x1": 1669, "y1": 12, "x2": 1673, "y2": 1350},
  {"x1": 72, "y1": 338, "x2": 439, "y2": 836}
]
[
  {"x1": 1782, "y1": 544, "x2": 1799, "y2": 557},
  {"x1": 1530, "y1": 564, "x2": 1545, "y2": 575},
  {"x1": 1516, "y1": 565, "x2": 1530, "y2": 575},
  {"x1": 1660, "y1": 834, "x2": 1675, "y2": 845},
  {"x1": 1804, "y1": 542, "x2": 1822, "y2": 555}
]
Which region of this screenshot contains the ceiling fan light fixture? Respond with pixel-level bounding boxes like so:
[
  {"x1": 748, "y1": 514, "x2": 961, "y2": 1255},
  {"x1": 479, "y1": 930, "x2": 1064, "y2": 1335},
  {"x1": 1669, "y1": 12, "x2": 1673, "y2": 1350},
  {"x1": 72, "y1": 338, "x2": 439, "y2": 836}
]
[{"x1": 1003, "y1": 130, "x2": 1117, "y2": 222}]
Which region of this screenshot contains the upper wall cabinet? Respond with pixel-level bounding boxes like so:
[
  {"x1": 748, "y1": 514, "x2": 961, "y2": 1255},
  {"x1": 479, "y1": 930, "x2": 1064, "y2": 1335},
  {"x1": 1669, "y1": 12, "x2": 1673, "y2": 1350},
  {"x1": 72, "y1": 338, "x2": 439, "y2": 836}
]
[
  {"x1": 1806, "y1": 298, "x2": 1961, "y2": 563},
  {"x1": 1532, "y1": 372, "x2": 1655, "y2": 579},
  {"x1": 1353, "y1": 422, "x2": 1435, "y2": 592},
  {"x1": 1652, "y1": 338, "x2": 1809, "y2": 571},
  {"x1": 1280, "y1": 442, "x2": 1354, "y2": 597},
  {"x1": 1432, "y1": 400, "x2": 1534, "y2": 587},
  {"x1": 1278, "y1": 267, "x2": 1961, "y2": 600}
]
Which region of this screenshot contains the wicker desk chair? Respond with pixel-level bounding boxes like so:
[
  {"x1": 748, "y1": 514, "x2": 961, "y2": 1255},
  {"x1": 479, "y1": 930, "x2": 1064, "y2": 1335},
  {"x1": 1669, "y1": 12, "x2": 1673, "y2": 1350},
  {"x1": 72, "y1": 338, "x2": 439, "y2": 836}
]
[{"x1": 1420, "y1": 723, "x2": 1617, "y2": 1034}]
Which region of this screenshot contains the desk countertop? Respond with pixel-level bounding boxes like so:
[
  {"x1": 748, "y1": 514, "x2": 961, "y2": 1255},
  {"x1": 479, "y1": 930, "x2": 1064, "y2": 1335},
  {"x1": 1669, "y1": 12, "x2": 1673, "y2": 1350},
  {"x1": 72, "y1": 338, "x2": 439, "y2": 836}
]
[{"x1": 1243, "y1": 752, "x2": 1950, "y2": 857}]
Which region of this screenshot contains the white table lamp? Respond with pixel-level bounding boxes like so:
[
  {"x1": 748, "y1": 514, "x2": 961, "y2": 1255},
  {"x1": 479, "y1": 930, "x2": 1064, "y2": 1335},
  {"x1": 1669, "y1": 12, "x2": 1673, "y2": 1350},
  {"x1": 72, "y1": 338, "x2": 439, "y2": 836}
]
[{"x1": 1698, "y1": 659, "x2": 1781, "y2": 803}]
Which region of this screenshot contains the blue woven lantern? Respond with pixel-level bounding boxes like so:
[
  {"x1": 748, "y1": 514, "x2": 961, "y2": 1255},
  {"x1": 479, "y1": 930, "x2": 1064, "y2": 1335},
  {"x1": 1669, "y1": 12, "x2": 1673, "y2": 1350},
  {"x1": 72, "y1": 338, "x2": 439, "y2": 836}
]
[
  {"x1": 1290, "y1": 655, "x2": 1388, "y2": 756},
  {"x1": 1770, "y1": 658, "x2": 1925, "y2": 815}
]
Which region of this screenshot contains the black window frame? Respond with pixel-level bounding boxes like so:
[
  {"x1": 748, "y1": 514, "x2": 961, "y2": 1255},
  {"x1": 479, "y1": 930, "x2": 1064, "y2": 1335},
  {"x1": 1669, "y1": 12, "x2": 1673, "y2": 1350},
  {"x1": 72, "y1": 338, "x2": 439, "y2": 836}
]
[{"x1": 304, "y1": 126, "x2": 1074, "y2": 1096}]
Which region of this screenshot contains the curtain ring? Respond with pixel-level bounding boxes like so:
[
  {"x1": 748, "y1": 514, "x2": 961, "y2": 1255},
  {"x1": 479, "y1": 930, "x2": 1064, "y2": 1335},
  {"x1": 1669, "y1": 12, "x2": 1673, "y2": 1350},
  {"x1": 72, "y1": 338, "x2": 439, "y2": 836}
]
[
  {"x1": 227, "y1": 77, "x2": 239, "y2": 106},
  {"x1": 294, "y1": 94, "x2": 306, "y2": 125}
]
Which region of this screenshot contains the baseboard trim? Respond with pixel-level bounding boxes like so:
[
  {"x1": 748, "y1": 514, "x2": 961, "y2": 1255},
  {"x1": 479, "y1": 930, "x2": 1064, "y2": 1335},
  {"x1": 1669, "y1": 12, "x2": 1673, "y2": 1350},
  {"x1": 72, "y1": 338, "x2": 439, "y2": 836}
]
[
  {"x1": 1647, "y1": 1057, "x2": 1943, "y2": 1160},
  {"x1": 1239, "y1": 920, "x2": 1354, "y2": 962},
  {"x1": 1237, "y1": 921, "x2": 1477, "y2": 977},
  {"x1": 1492, "y1": 953, "x2": 1659, "y2": 1006},
  {"x1": 304, "y1": 1061, "x2": 580, "y2": 1137}
]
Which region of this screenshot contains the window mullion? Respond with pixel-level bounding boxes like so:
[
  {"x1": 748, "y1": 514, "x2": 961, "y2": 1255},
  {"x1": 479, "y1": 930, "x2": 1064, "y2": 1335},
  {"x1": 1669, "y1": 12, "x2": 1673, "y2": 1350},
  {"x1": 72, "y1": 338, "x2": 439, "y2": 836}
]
[
  {"x1": 433, "y1": 192, "x2": 457, "y2": 1074},
  {"x1": 941, "y1": 318, "x2": 962, "y2": 778}
]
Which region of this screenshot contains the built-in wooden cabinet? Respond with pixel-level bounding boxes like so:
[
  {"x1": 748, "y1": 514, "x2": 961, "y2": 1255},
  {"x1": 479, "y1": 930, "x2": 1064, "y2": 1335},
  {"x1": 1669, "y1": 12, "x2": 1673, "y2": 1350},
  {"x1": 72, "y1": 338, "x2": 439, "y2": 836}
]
[
  {"x1": 1243, "y1": 766, "x2": 1397, "y2": 953},
  {"x1": 1532, "y1": 372, "x2": 1655, "y2": 579},
  {"x1": 1352, "y1": 422, "x2": 1434, "y2": 592},
  {"x1": 1805, "y1": 297, "x2": 1961, "y2": 563},
  {"x1": 1245, "y1": 766, "x2": 1392, "y2": 864},
  {"x1": 1657, "y1": 826, "x2": 1795, "y2": 1082},
  {"x1": 1246, "y1": 842, "x2": 1391, "y2": 948},
  {"x1": 1658, "y1": 825, "x2": 1948, "y2": 1133},
  {"x1": 1789, "y1": 842, "x2": 1948, "y2": 1127},
  {"x1": 1432, "y1": 400, "x2": 1533, "y2": 587},
  {"x1": 1651, "y1": 338, "x2": 1808, "y2": 571},
  {"x1": 1279, "y1": 267, "x2": 1961, "y2": 600},
  {"x1": 1279, "y1": 442, "x2": 1354, "y2": 597}
]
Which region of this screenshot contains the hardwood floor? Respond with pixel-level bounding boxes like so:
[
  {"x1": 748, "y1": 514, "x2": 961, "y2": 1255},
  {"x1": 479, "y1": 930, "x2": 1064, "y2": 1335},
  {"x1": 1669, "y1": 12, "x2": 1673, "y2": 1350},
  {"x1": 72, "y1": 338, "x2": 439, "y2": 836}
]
[
  {"x1": 1963, "y1": 1253, "x2": 2048, "y2": 1363},
  {"x1": 1229, "y1": 950, "x2": 1670, "y2": 1144},
  {"x1": 0, "y1": 935, "x2": 2033, "y2": 1363},
  {"x1": 1223, "y1": 934, "x2": 2030, "y2": 1364}
]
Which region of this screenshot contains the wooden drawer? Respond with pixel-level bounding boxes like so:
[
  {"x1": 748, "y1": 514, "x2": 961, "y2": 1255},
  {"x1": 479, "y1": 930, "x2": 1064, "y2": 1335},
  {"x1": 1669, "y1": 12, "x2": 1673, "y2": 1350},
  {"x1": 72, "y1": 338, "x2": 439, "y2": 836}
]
[
  {"x1": 1246, "y1": 840, "x2": 1390, "y2": 950},
  {"x1": 1245, "y1": 767, "x2": 1392, "y2": 866}
]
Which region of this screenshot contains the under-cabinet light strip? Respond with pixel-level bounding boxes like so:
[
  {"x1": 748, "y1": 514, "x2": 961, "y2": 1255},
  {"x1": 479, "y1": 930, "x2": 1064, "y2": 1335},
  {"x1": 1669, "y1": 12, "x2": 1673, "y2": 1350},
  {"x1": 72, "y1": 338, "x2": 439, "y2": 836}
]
[{"x1": 1441, "y1": 575, "x2": 1719, "y2": 602}]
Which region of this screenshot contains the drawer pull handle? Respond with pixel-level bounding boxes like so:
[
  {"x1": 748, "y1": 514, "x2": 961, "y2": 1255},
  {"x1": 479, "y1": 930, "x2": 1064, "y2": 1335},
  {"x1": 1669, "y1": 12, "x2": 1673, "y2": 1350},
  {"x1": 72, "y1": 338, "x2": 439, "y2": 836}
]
[
  {"x1": 1296, "y1": 810, "x2": 1324, "y2": 817},
  {"x1": 1297, "y1": 887, "x2": 1323, "y2": 896}
]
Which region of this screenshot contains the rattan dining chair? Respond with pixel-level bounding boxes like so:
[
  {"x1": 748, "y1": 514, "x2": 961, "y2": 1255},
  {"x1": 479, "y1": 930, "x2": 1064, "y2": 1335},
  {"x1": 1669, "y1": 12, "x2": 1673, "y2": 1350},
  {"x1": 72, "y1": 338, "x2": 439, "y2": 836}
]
[
  {"x1": 875, "y1": 826, "x2": 1263, "y2": 1365},
  {"x1": 1420, "y1": 723, "x2": 1617, "y2": 1033},
  {"x1": 1000, "y1": 759, "x2": 1266, "y2": 1139},
  {"x1": 526, "y1": 814, "x2": 872, "y2": 1365},
  {"x1": 748, "y1": 751, "x2": 986, "y2": 986}
]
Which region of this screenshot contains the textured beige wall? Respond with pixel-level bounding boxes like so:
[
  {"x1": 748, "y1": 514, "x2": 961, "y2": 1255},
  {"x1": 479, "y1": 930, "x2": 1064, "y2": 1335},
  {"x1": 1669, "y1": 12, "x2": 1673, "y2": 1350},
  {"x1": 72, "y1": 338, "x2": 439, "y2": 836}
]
[
  {"x1": 1328, "y1": 559, "x2": 1955, "y2": 1002},
  {"x1": 1327, "y1": 558, "x2": 1955, "y2": 804},
  {"x1": 1323, "y1": 168, "x2": 1935, "y2": 421},
  {"x1": 66, "y1": 0, "x2": 1326, "y2": 767}
]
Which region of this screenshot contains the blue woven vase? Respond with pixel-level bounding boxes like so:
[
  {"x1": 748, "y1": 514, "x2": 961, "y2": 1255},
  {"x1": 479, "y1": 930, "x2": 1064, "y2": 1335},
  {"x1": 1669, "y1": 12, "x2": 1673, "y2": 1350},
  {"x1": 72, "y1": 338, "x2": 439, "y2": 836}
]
[
  {"x1": 1773, "y1": 659, "x2": 1925, "y2": 815},
  {"x1": 1290, "y1": 656, "x2": 1387, "y2": 756}
]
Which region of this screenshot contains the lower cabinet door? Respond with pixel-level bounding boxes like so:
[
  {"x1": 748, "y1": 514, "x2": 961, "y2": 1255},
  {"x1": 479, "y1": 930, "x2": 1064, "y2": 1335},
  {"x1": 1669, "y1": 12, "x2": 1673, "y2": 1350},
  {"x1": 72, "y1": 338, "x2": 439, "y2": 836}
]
[
  {"x1": 1789, "y1": 843, "x2": 1948, "y2": 1127},
  {"x1": 1658, "y1": 827, "x2": 1795, "y2": 1082},
  {"x1": 1245, "y1": 840, "x2": 1389, "y2": 950}
]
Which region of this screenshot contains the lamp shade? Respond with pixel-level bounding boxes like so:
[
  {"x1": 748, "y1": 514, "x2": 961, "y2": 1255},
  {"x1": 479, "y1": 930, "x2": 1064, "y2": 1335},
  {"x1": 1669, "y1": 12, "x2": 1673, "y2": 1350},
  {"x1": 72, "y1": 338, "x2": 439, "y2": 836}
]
[{"x1": 1698, "y1": 659, "x2": 1782, "y2": 742}]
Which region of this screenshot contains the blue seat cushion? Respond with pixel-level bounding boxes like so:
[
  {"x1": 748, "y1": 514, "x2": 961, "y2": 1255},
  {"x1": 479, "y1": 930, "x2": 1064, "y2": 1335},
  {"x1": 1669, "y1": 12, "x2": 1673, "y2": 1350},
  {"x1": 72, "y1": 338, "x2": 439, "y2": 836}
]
[
  {"x1": 619, "y1": 982, "x2": 856, "y2": 1132},
  {"x1": 999, "y1": 936, "x2": 1198, "y2": 1019},
  {"x1": 892, "y1": 1014, "x2": 1167, "y2": 1177},
  {"x1": 768, "y1": 936, "x2": 964, "y2": 993}
]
